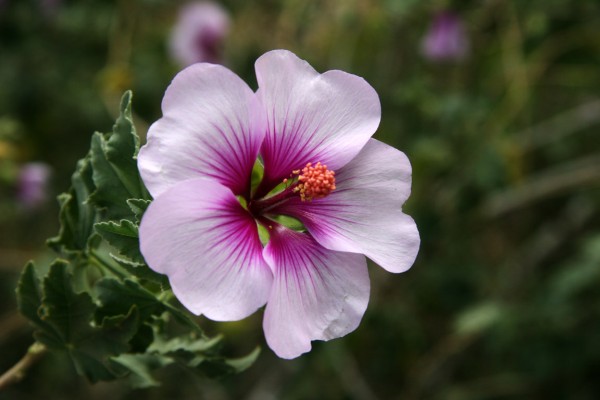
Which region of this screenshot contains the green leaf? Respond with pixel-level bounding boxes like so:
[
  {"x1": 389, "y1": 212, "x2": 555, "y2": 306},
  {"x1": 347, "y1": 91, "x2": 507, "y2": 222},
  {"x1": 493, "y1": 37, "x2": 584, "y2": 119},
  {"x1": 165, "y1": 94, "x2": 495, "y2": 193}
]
[
  {"x1": 93, "y1": 218, "x2": 168, "y2": 284},
  {"x1": 110, "y1": 254, "x2": 169, "y2": 285},
  {"x1": 225, "y1": 347, "x2": 261, "y2": 373},
  {"x1": 162, "y1": 301, "x2": 204, "y2": 334},
  {"x1": 69, "y1": 308, "x2": 140, "y2": 382},
  {"x1": 110, "y1": 353, "x2": 173, "y2": 388},
  {"x1": 194, "y1": 348, "x2": 261, "y2": 378},
  {"x1": 454, "y1": 302, "x2": 504, "y2": 335},
  {"x1": 95, "y1": 278, "x2": 166, "y2": 323},
  {"x1": 148, "y1": 330, "x2": 260, "y2": 379},
  {"x1": 47, "y1": 155, "x2": 99, "y2": 254},
  {"x1": 16, "y1": 262, "x2": 55, "y2": 334},
  {"x1": 93, "y1": 220, "x2": 167, "y2": 283},
  {"x1": 89, "y1": 91, "x2": 149, "y2": 220},
  {"x1": 127, "y1": 198, "x2": 151, "y2": 222},
  {"x1": 34, "y1": 261, "x2": 139, "y2": 383},
  {"x1": 148, "y1": 332, "x2": 221, "y2": 355},
  {"x1": 94, "y1": 219, "x2": 143, "y2": 263},
  {"x1": 95, "y1": 278, "x2": 202, "y2": 346},
  {"x1": 38, "y1": 261, "x2": 97, "y2": 345}
]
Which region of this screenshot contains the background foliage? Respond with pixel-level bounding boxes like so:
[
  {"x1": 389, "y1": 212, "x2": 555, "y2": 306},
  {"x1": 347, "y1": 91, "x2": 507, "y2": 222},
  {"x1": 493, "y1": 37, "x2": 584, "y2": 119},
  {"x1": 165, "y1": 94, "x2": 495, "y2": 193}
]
[{"x1": 1, "y1": 0, "x2": 599, "y2": 399}]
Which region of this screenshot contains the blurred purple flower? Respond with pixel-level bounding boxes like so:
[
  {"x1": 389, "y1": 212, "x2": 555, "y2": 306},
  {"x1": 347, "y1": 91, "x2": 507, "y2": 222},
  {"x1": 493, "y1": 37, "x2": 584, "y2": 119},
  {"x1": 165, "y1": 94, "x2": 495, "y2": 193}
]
[
  {"x1": 169, "y1": 2, "x2": 231, "y2": 67},
  {"x1": 17, "y1": 162, "x2": 52, "y2": 210},
  {"x1": 422, "y1": 11, "x2": 470, "y2": 62},
  {"x1": 39, "y1": 0, "x2": 61, "y2": 17},
  {"x1": 138, "y1": 50, "x2": 420, "y2": 358}
]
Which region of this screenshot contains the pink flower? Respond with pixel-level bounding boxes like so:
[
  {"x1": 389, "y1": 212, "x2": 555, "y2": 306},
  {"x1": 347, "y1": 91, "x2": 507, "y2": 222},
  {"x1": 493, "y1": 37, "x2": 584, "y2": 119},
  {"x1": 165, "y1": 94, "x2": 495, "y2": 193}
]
[
  {"x1": 421, "y1": 11, "x2": 470, "y2": 62},
  {"x1": 39, "y1": 0, "x2": 61, "y2": 18},
  {"x1": 169, "y1": 1, "x2": 231, "y2": 67},
  {"x1": 138, "y1": 50, "x2": 420, "y2": 359},
  {"x1": 17, "y1": 162, "x2": 52, "y2": 210}
]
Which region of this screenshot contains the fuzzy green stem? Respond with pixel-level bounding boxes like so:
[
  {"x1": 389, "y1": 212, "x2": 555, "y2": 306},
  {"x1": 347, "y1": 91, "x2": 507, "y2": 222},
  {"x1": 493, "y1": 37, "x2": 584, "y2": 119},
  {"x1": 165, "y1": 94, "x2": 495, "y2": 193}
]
[
  {"x1": 89, "y1": 250, "x2": 127, "y2": 279},
  {"x1": 0, "y1": 342, "x2": 47, "y2": 391}
]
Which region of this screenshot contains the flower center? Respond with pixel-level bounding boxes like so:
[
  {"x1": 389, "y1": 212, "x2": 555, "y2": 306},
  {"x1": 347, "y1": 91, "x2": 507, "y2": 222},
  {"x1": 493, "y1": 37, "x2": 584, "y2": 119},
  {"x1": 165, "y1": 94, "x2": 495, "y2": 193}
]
[
  {"x1": 287, "y1": 162, "x2": 336, "y2": 202},
  {"x1": 248, "y1": 161, "x2": 336, "y2": 216}
]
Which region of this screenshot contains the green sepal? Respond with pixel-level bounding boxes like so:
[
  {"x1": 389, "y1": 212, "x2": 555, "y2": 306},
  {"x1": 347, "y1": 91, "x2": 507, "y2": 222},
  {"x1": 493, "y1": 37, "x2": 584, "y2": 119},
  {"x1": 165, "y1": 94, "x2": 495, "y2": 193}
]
[
  {"x1": 272, "y1": 214, "x2": 306, "y2": 231},
  {"x1": 250, "y1": 157, "x2": 264, "y2": 195}
]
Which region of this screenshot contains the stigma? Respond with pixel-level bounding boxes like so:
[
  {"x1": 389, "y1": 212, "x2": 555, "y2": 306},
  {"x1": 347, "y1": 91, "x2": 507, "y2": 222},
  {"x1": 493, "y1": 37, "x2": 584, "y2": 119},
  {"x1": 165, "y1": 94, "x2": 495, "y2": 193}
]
[{"x1": 286, "y1": 162, "x2": 336, "y2": 202}]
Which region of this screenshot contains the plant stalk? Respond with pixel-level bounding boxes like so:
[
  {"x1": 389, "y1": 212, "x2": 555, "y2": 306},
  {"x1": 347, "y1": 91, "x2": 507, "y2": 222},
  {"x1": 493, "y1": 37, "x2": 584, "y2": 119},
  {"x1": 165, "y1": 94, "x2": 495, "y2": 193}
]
[{"x1": 0, "y1": 342, "x2": 47, "y2": 391}]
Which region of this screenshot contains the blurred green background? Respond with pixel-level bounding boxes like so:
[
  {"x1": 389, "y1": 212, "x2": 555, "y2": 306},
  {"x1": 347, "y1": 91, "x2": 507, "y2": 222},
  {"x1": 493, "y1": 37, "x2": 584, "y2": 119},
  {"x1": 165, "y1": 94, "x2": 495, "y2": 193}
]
[{"x1": 1, "y1": 0, "x2": 600, "y2": 399}]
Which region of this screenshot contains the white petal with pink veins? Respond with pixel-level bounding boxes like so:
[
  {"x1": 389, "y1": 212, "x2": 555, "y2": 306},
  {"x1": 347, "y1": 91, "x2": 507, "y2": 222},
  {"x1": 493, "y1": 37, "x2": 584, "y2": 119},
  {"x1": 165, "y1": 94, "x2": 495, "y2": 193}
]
[
  {"x1": 139, "y1": 178, "x2": 272, "y2": 321},
  {"x1": 262, "y1": 226, "x2": 369, "y2": 359},
  {"x1": 138, "y1": 63, "x2": 265, "y2": 198},
  {"x1": 255, "y1": 50, "x2": 381, "y2": 191},
  {"x1": 274, "y1": 139, "x2": 420, "y2": 273}
]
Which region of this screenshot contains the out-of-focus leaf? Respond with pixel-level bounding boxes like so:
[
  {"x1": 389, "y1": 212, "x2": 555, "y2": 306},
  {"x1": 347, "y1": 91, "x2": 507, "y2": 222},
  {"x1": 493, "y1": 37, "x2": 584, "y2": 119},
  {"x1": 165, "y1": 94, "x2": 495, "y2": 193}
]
[
  {"x1": 47, "y1": 155, "x2": 98, "y2": 254},
  {"x1": 220, "y1": 346, "x2": 261, "y2": 374},
  {"x1": 148, "y1": 330, "x2": 260, "y2": 379},
  {"x1": 89, "y1": 91, "x2": 149, "y2": 220},
  {"x1": 194, "y1": 347, "x2": 261, "y2": 378},
  {"x1": 549, "y1": 235, "x2": 600, "y2": 301},
  {"x1": 107, "y1": 330, "x2": 259, "y2": 386},
  {"x1": 148, "y1": 332, "x2": 221, "y2": 355},
  {"x1": 455, "y1": 302, "x2": 504, "y2": 335},
  {"x1": 110, "y1": 353, "x2": 173, "y2": 388}
]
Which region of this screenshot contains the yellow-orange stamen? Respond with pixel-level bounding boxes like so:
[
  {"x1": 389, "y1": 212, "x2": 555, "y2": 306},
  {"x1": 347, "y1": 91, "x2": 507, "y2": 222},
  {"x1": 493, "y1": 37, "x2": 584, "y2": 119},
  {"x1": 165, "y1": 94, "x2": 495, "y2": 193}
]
[{"x1": 292, "y1": 162, "x2": 336, "y2": 202}]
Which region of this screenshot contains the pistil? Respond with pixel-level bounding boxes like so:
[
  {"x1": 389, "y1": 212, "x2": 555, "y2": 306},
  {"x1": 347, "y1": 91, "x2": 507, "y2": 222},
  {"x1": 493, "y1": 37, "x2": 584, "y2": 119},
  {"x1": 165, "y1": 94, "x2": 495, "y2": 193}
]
[
  {"x1": 249, "y1": 183, "x2": 299, "y2": 215},
  {"x1": 249, "y1": 161, "x2": 336, "y2": 216}
]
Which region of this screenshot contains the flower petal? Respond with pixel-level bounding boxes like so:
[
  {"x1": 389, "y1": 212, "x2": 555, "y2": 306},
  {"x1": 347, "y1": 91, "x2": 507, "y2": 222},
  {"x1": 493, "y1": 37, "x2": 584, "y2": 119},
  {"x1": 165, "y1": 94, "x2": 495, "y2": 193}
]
[
  {"x1": 139, "y1": 178, "x2": 272, "y2": 321},
  {"x1": 138, "y1": 63, "x2": 265, "y2": 198},
  {"x1": 255, "y1": 50, "x2": 381, "y2": 189},
  {"x1": 169, "y1": 2, "x2": 230, "y2": 66},
  {"x1": 262, "y1": 226, "x2": 369, "y2": 359},
  {"x1": 274, "y1": 139, "x2": 420, "y2": 273}
]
